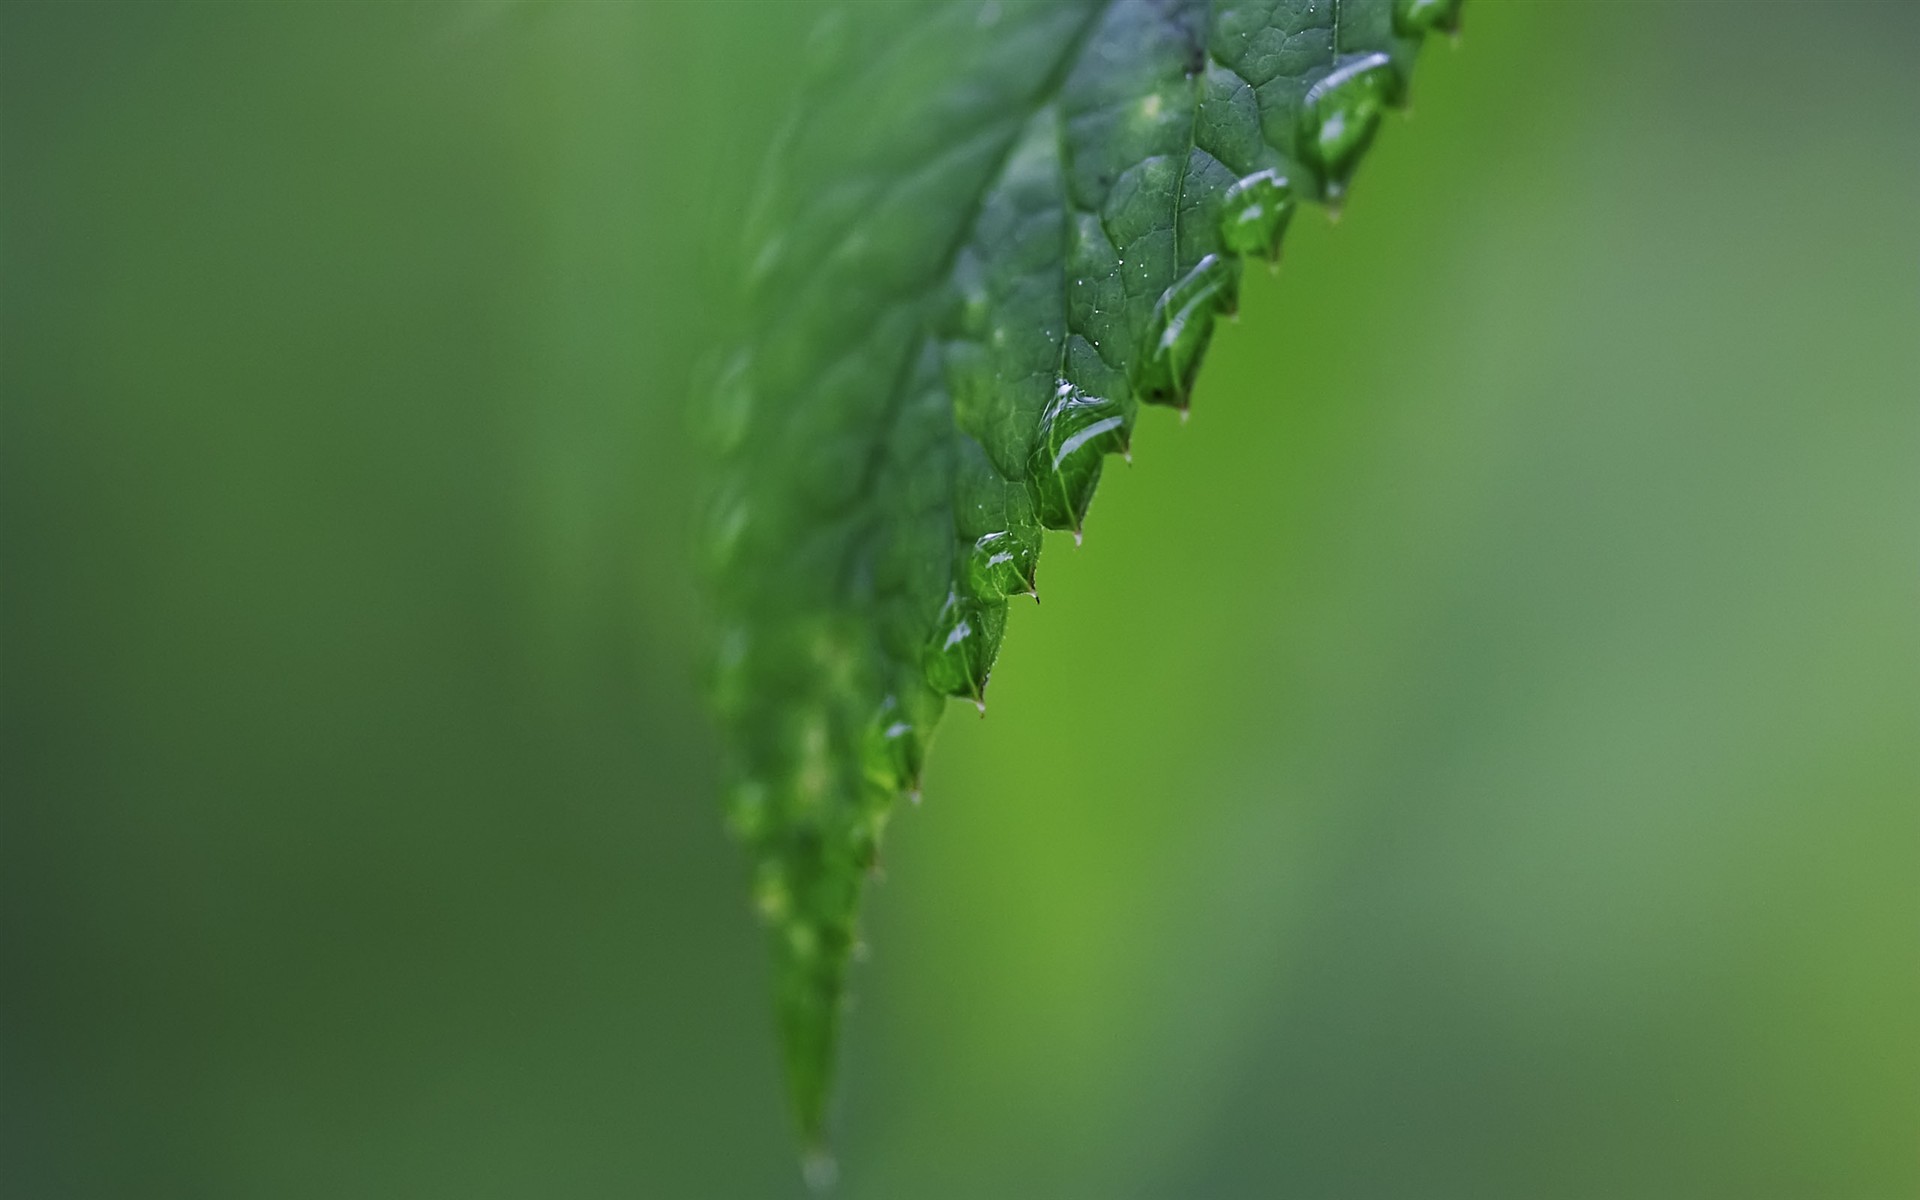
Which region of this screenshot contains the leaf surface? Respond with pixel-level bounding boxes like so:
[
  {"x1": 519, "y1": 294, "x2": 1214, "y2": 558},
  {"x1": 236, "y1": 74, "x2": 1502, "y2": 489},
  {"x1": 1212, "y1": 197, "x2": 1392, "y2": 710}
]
[{"x1": 702, "y1": 0, "x2": 1462, "y2": 1151}]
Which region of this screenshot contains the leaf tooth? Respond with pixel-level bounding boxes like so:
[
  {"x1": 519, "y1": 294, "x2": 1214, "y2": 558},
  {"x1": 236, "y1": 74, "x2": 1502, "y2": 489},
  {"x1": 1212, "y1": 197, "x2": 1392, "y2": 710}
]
[
  {"x1": 1133, "y1": 253, "x2": 1241, "y2": 411},
  {"x1": 1026, "y1": 381, "x2": 1128, "y2": 531},
  {"x1": 920, "y1": 587, "x2": 1004, "y2": 705},
  {"x1": 1216, "y1": 168, "x2": 1297, "y2": 263},
  {"x1": 964, "y1": 527, "x2": 1041, "y2": 602},
  {"x1": 1298, "y1": 52, "x2": 1407, "y2": 202}
]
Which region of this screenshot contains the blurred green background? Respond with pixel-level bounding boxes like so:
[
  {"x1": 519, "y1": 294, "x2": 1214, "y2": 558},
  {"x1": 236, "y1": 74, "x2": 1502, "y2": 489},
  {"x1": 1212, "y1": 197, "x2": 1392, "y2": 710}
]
[{"x1": 3, "y1": 2, "x2": 1915, "y2": 1197}]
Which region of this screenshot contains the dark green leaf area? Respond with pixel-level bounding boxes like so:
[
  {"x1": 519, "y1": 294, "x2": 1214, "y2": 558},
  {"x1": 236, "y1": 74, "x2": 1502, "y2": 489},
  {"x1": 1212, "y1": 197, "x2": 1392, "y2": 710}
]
[{"x1": 704, "y1": 0, "x2": 1455, "y2": 1150}]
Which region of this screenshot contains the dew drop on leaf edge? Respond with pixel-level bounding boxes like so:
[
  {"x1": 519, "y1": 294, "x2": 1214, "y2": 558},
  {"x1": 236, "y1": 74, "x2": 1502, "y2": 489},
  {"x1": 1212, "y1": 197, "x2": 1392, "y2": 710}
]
[
  {"x1": 922, "y1": 587, "x2": 1002, "y2": 701},
  {"x1": 1135, "y1": 254, "x2": 1240, "y2": 410},
  {"x1": 1025, "y1": 382, "x2": 1129, "y2": 531},
  {"x1": 1299, "y1": 52, "x2": 1405, "y2": 198},
  {"x1": 965, "y1": 528, "x2": 1040, "y2": 600},
  {"x1": 1218, "y1": 169, "x2": 1296, "y2": 263},
  {"x1": 860, "y1": 694, "x2": 926, "y2": 795}
]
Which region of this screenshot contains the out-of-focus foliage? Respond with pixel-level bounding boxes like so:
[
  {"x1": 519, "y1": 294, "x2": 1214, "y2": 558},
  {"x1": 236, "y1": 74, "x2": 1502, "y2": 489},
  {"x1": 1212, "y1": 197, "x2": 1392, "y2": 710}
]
[{"x1": 2, "y1": 3, "x2": 1914, "y2": 1199}]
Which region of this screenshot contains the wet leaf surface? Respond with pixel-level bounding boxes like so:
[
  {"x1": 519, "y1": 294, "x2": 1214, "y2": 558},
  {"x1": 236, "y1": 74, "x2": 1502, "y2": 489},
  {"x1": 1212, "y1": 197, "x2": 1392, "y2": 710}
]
[{"x1": 702, "y1": 0, "x2": 1461, "y2": 1153}]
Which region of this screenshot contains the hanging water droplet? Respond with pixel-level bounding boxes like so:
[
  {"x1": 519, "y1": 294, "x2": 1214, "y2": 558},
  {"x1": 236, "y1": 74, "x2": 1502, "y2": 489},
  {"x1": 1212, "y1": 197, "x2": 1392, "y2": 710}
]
[
  {"x1": 1134, "y1": 253, "x2": 1240, "y2": 410},
  {"x1": 861, "y1": 694, "x2": 925, "y2": 794},
  {"x1": 1393, "y1": 0, "x2": 1462, "y2": 38},
  {"x1": 1299, "y1": 52, "x2": 1405, "y2": 199},
  {"x1": 1218, "y1": 170, "x2": 1295, "y2": 262},
  {"x1": 965, "y1": 528, "x2": 1040, "y2": 600},
  {"x1": 1026, "y1": 382, "x2": 1128, "y2": 531},
  {"x1": 922, "y1": 588, "x2": 998, "y2": 700}
]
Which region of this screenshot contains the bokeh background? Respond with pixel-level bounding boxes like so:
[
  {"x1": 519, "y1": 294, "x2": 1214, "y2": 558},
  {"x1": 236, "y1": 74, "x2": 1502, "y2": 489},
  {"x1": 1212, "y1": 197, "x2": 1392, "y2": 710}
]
[{"x1": 4, "y1": 2, "x2": 1915, "y2": 1197}]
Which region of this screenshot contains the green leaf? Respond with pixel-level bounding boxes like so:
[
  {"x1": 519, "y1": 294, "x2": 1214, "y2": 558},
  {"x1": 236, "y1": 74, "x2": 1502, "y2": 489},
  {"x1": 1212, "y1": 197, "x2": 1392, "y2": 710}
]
[{"x1": 702, "y1": 0, "x2": 1463, "y2": 1154}]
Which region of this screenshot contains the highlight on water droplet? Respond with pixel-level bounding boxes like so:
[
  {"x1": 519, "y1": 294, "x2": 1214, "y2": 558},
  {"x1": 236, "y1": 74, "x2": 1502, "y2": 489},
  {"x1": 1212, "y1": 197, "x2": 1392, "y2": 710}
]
[
  {"x1": 861, "y1": 694, "x2": 925, "y2": 795},
  {"x1": 1134, "y1": 253, "x2": 1240, "y2": 410},
  {"x1": 921, "y1": 588, "x2": 999, "y2": 701},
  {"x1": 1026, "y1": 381, "x2": 1128, "y2": 532},
  {"x1": 1218, "y1": 170, "x2": 1295, "y2": 262},
  {"x1": 1393, "y1": 0, "x2": 1463, "y2": 38},
  {"x1": 1299, "y1": 52, "x2": 1405, "y2": 199},
  {"x1": 965, "y1": 528, "x2": 1040, "y2": 600}
]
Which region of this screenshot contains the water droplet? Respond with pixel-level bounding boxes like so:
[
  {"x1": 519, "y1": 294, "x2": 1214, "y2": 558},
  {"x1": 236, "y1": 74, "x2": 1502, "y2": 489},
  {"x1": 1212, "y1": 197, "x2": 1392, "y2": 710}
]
[
  {"x1": 1393, "y1": 0, "x2": 1462, "y2": 37},
  {"x1": 1134, "y1": 254, "x2": 1239, "y2": 410},
  {"x1": 1026, "y1": 382, "x2": 1127, "y2": 531},
  {"x1": 965, "y1": 528, "x2": 1040, "y2": 600},
  {"x1": 861, "y1": 695, "x2": 925, "y2": 794},
  {"x1": 1299, "y1": 52, "x2": 1405, "y2": 198},
  {"x1": 922, "y1": 588, "x2": 998, "y2": 700},
  {"x1": 1218, "y1": 170, "x2": 1295, "y2": 262}
]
